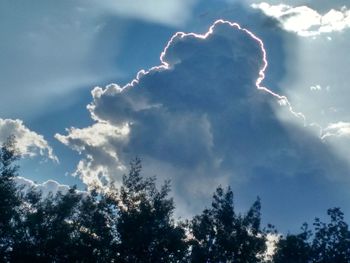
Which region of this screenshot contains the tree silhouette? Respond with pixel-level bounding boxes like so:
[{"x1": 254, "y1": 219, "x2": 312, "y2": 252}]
[
  {"x1": 1, "y1": 137, "x2": 350, "y2": 263},
  {"x1": 311, "y1": 208, "x2": 350, "y2": 262},
  {"x1": 72, "y1": 189, "x2": 118, "y2": 262},
  {"x1": 190, "y1": 186, "x2": 267, "y2": 263},
  {"x1": 273, "y1": 223, "x2": 311, "y2": 263},
  {"x1": 116, "y1": 158, "x2": 188, "y2": 262},
  {"x1": 10, "y1": 188, "x2": 82, "y2": 262},
  {"x1": 274, "y1": 208, "x2": 350, "y2": 263},
  {"x1": 0, "y1": 136, "x2": 20, "y2": 261}
]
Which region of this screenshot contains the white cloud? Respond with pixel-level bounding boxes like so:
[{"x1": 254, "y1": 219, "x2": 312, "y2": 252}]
[
  {"x1": 55, "y1": 121, "x2": 129, "y2": 188},
  {"x1": 0, "y1": 118, "x2": 57, "y2": 161},
  {"x1": 264, "y1": 233, "x2": 279, "y2": 261},
  {"x1": 310, "y1": 84, "x2": 322, "y2": 91},
  {"x1": 321, "y1": 121, "x2": 350, "y2": 139},
  {"x1": 15, "y1": 176, "x2": 70, "y2": 197},
  {"x1": 252, "y1": 2, "x2": 350, "y2": 36},
  {"x1": 90, "y1": 0, "x2": 197, "y2": 27}
]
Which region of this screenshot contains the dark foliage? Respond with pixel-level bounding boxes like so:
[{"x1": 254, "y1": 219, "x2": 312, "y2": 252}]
[
  {"x1": 190, "y1": 187, "x2": 267, "y2": 263},
  {"x1": 273, "y1": 223, "x2": 311, "y2": 263},
  {"x1": 0, "y1": 136, "x2": 20, "y2": 261},
  {"x1": 116, "y1": 158, "x2": 188, "y2": 263},
  {"x1": 273, "y1": 208, "x2": 350, "y2": 263},
  {"x1": 0, "y1": 137, "x2": 350, "y2": 263}
]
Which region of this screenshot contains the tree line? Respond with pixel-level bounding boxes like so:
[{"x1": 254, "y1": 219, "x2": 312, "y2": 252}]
[{"x1": 0, "y1": 137, "x2": 350, "y2": 263}]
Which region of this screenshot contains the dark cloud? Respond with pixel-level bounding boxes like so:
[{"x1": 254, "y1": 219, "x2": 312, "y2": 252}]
[{"x1": 58, "y1": 20, "x2": 350, "y2": 230}]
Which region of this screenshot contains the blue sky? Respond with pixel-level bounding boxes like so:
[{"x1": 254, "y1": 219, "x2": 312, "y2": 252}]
[{"x1": 2, "y1": 0, "x2": 350, "y2": 232}]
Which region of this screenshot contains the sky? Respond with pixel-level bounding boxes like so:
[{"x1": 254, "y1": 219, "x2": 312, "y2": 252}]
[{"x1": 2, "y1": 0, "x2": 350, "y2": 232}]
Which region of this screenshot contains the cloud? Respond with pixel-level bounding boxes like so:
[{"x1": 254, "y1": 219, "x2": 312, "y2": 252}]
[
  {"x1": 317, "y1": 122, "x2": 350, "y2": 171},
  {"x1": 58, "y1": 20, "x2": 350, "y2": 223},
  {"x1": 309, "y1": 84, "x2": 323, "y2": 91},
  {"x1": 249, "y1": 3, "x2": 350, "y2": 189},
  {"x1": 264, "y1": 233, "x2": 279, "y2": 261},
  {"x1": 252, "y1": 2, "x2": 350, "y2": 36},
  {"x1": 57, "y1": 20, "x2": 279, "y2": 184},
  {"x1": 321, "y1": 122, "x2": 350, "y2": 139},
  {"x1": 90, "y1": 0, "x2": 197, "y2": 27},
  {"x1": 0, "y1": 118, "x2": 57, "y2": 161},
  {"x1": 55, "y1": 122, "x2": 129, "y2": 188},
  {"x1": 15, "y1": 176, "x2": 70, "y2": 197}
]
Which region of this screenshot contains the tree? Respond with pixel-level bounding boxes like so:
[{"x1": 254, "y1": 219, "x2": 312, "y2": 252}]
[
  {"x1": 273, "y1": 223, "x2": 311, "y2": 263},
  {"x1": 10, "y1": 187, "x2": 83, "y2": 262},
  {"x1": 72, "y1": 189, "x2": 118, "y2": 262},
  {"x1": 0, "y1": 136, "x2": 20, "y2": 260},
  {"x1": 116, "y1": 158, "x2": 188, "y2": 262},
  {"x1": 190, "y1": 186, "x2": 267, "y2": 263},
  {"x1": 273, "y1": 208, "x2": 350, "y2": 263},
  {"x1": 311, "y1": 208, "x2": 350, "y2": 263},
  {"x1": 2, "y1": 140, "x2": 350, "y2": 263}
]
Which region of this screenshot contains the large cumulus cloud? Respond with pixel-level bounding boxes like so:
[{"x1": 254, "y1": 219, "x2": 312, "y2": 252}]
[
  {"x1": 57, "y1": 20, "x2": 350, "y2": 226},
  {"x1": 57, "y1": 20, "x2": 268, "y2": 183}
]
